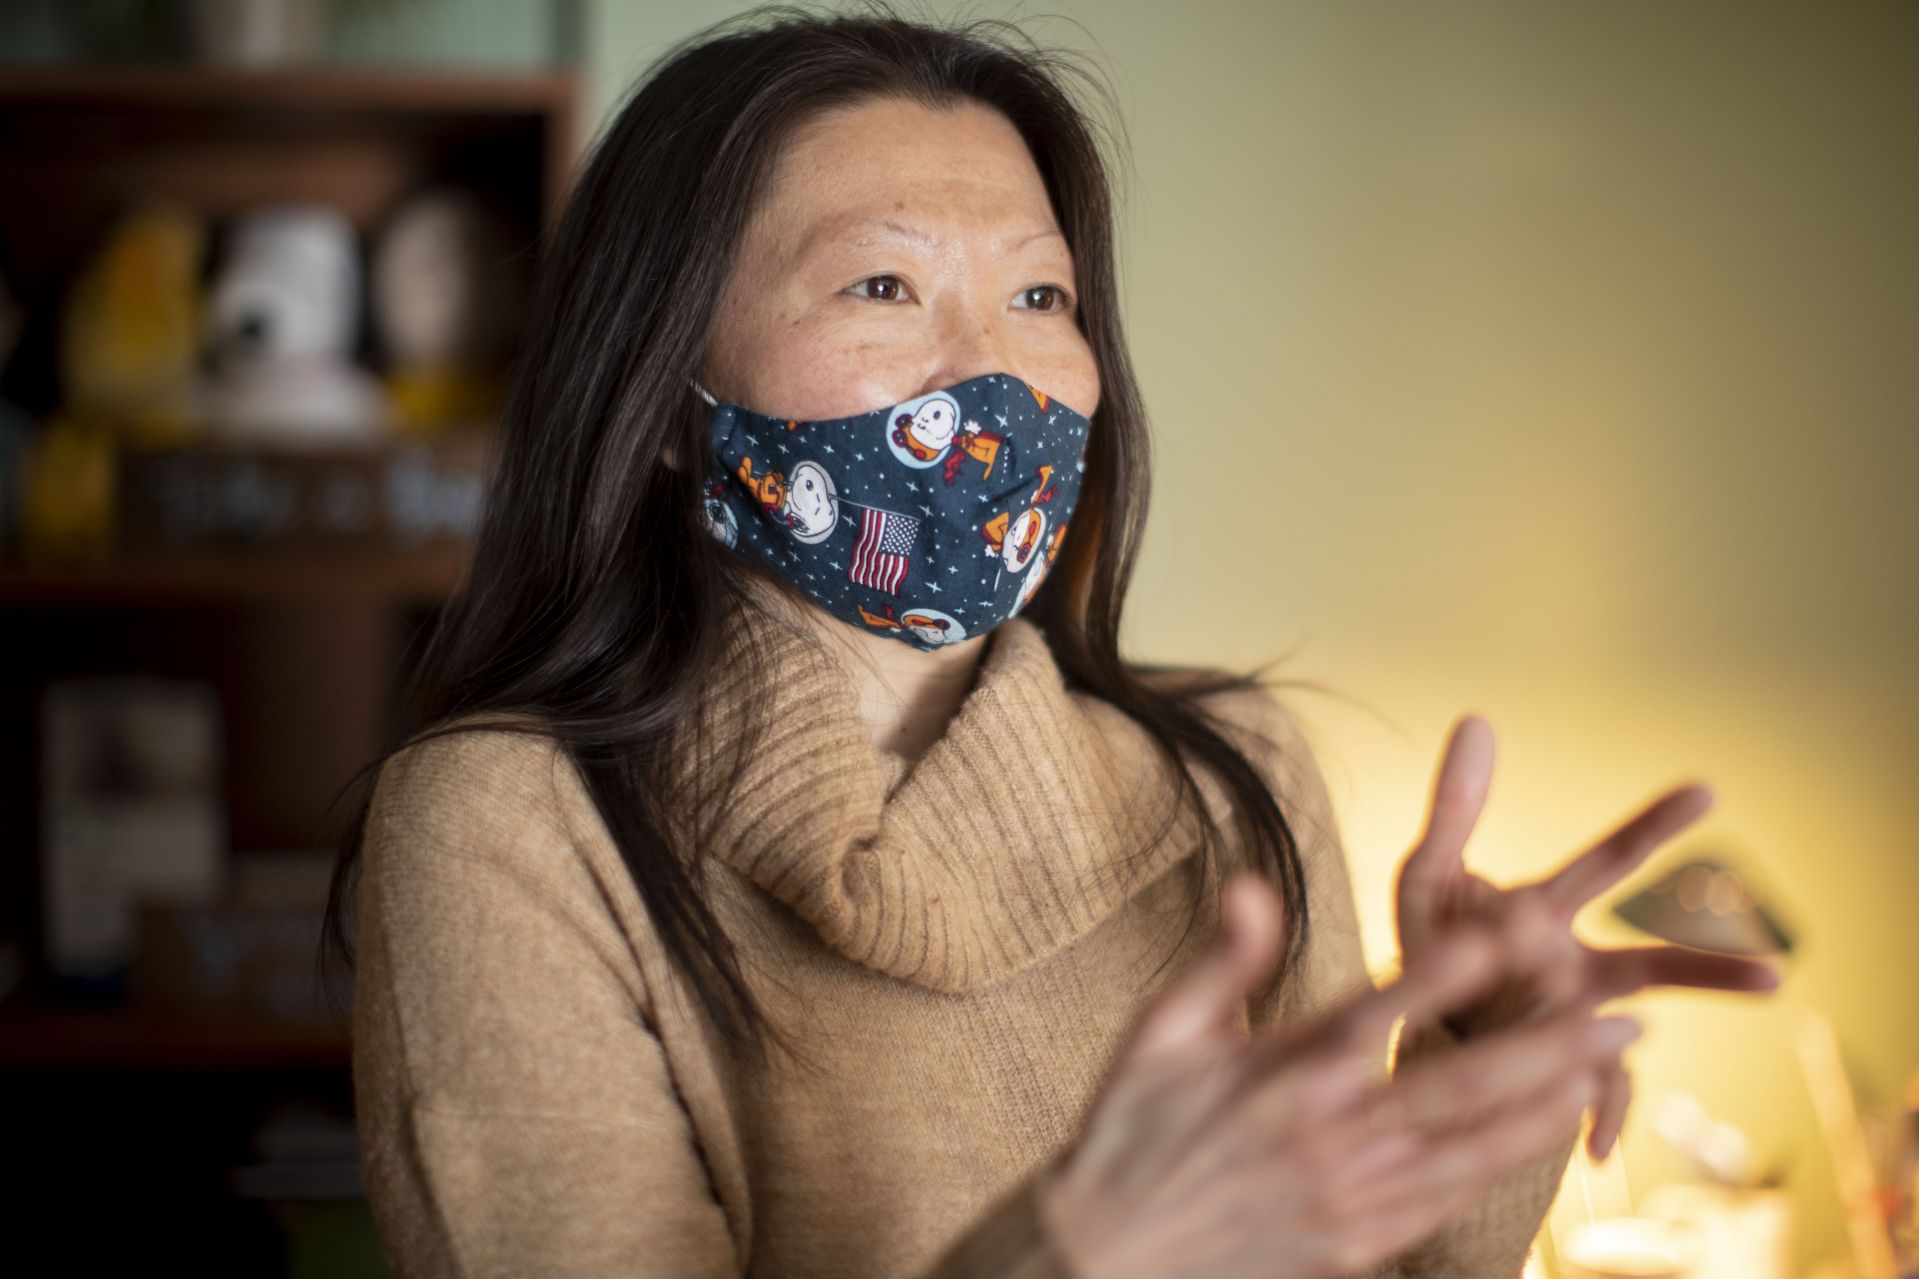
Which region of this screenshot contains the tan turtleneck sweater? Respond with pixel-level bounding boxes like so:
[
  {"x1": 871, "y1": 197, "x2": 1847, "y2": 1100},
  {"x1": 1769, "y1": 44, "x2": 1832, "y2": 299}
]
[{"x1": 351, "y1": 610, "x2": 1573, "y2": 1278}]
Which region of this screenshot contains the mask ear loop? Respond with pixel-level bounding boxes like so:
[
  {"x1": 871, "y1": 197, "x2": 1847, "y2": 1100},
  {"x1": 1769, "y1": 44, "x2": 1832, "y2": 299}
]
[{"x1": 690, "y1": 379, "x2": 719, "y2": 408}]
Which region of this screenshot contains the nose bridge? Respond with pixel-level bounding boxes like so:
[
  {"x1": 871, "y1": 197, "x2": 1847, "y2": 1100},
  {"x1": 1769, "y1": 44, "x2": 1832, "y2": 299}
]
[{"x1": 922, "y1": 291, "x2": 1007, "y2": 394}]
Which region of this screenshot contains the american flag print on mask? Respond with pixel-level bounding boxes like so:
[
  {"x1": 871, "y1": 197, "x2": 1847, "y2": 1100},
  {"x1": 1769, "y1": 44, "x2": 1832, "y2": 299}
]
[{"x1": 850, "y1": 505, "x2": 919, "y2": 594}]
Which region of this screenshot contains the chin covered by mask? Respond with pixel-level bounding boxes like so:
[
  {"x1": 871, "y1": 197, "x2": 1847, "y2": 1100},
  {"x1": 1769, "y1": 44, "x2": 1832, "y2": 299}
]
[{"x1": 699, "y1": 372, "x2": 1088, "y2": 652}]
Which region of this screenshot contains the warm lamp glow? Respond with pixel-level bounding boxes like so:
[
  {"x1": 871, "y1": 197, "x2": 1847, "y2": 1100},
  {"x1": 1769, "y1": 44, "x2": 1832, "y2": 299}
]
[
  {"x1": 1610, "y1": 854, "x2": 1898, "y2": 1278},
  {"x1": 1559, "y1": 1217, "x2": 1701, "y2": 1279}
]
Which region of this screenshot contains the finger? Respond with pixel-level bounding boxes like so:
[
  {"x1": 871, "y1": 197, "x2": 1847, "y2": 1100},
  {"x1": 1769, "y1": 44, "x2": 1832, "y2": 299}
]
[
  {"x1": 1315, "y1": 1075, "x2": 1591, "y2": 1270},
  {"x1": 1128, "y1": 871, "x2": 1285, "y2": 1060},
  {"x1": 1335, "y1": 1070, "x2": 1593, "y2": 1225},
  {"x1": 1588, "y1": 944, "x2": 1783, "y2": 1001},
  {"x1": 1256, "y1": 1012, "x2": 1609, "y2": 1179},
  {"x1": 1212, "y1": 1104, "x2": 1440, "y2": 1274},
  {"x1": 1588, "y1": 1059, "x2": 1633, "y2": 1161},
  {"x1": 1282, "y1": 1130, "x2": 1436, "y2": 1276},
  {"x1": 1399, "y1": 715, "x2": 1496, "y2": 897},
  {"x1": 1388, "y1": 1011, "x2": 1640, "y2": 1129},
  {"x1": 1244, "y1": 921, "x2": 1506, "y2": 1087},
  {"x1": 1540, "y1": 782, "x2": 1715, "y2": 913}
]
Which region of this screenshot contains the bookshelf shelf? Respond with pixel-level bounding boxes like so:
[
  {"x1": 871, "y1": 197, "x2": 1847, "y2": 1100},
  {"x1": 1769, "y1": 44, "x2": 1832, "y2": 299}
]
[
  {"x1": 0, "y1": 543, "x2": 472, "y2": 606},
  {"x1": 0, "y1": 1000, "x2": 350, "y2": 1070}
]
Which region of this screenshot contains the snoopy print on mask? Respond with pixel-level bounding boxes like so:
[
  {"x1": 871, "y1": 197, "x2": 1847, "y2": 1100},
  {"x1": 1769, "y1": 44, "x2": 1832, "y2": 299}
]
[
  {"x1": 887, "y1": 390, "x2": 1007, "y2": 484},
  {"x1": 698, "y1": 372, "x2": 1088, "y2": 652}
]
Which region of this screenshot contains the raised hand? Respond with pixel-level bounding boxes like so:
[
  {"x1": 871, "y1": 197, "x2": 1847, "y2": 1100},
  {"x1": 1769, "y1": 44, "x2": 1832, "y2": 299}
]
[
  {"x1": 1038, "y1": 873, "x2": 1640, "y2": 1279},
  {"x1": 1392, "y1": 714, "x2": 1782, "y2": 1160}
]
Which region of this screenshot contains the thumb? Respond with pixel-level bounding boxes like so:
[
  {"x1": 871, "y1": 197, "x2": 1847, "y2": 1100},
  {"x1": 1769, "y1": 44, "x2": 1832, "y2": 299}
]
[{"x1": 1128, "y1": 870, "x2": 1286, "y2": 1061}]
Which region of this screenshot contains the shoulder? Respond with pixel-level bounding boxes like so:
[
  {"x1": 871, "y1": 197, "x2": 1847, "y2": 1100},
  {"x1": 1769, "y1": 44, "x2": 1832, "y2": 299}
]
[
  {"x1": 1135, "y1": 664, "x2": 1293, "y2": 737},
  {"x1": 375, "y1": 713, "x2": 567, "y2": 816},
  {"x1": 1136, "y1": 667, "x2": 1348, "y2": 878},
  {"x1": 366, "y1": 712, "x2": 591, "y2": 884},
  {"x1": 1128, "y1": 668, "x2": 1327, "y2": 775},
  {"x1": 1138, "y1": 668, "x2": 1375, "y2": 1020}
]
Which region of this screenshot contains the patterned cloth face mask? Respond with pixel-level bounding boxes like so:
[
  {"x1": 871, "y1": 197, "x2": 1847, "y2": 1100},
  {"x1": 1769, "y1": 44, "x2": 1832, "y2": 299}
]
[{"x1": 698, "y1": 372, "x2": 1090, "y2": 652}]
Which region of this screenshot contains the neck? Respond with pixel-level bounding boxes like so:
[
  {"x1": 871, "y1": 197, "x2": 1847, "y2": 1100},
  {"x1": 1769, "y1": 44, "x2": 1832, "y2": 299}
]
[{"x1": 737, "y1": 574, "x2": 992, "y2": 764}]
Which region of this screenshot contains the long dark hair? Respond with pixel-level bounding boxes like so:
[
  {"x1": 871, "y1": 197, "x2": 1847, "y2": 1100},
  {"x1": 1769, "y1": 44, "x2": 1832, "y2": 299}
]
[{"x1": 318, "y1": 1, "x2": 1311, "y2": 1071}]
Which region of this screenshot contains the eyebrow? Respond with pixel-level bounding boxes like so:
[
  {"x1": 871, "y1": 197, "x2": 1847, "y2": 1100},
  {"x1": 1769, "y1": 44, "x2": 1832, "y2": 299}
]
[{"x1": 794, "y1": 216, "x2": 1066, "y2": 263}]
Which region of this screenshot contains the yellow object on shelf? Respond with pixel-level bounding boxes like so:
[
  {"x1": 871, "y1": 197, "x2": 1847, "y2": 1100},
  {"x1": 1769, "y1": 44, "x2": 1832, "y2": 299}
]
[
  {"x1": 383, "y1": 365, "x2": 507, "y2": 438},
  {"x1": 18, "y1": 415, "x2": 117, "y2": 562},
  {"x1": 59, "y1": 201, "x2": 210, "y2": 449}
]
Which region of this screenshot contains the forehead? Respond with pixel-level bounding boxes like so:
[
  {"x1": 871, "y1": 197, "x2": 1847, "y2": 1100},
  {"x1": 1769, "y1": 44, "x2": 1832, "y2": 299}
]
[{"x1": 745, "y1": 96, "x2": 1063, "y2": 264}]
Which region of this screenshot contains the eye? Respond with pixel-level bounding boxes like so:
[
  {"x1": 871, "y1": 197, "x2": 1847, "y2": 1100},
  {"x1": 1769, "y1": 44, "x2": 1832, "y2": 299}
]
[
  {"x1": 1013, "y1": 284, "x2": 1070, "y2": 313},
  {"x1": 846, "y1": 275, "x2": 908, "y2": 302}
]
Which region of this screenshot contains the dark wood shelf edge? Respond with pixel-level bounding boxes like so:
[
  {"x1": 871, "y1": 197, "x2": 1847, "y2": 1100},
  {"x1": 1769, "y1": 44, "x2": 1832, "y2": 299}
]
[
  {"x1": 0, "y1": 543, "x2": 473, "y2": 606},
  {"x1": 0, "y1": 62, "x2": 582, "y2": 114},
  {"x1": 0, "y1": 1002, "x2": 351, "y2": 1070}
]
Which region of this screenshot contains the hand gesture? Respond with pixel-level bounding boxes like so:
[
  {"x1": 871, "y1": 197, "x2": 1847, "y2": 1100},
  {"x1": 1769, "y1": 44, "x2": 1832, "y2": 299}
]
[
  {"x1": 1039, "y1": 872, "x2": 1641, "y2": 1279},
  {"x1": 1393, "y1": 714, "x2": 1781, "y2": 1160}
]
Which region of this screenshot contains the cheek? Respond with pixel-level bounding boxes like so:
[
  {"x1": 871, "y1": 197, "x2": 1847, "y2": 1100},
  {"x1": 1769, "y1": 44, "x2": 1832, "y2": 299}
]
[
  {"x1": 708, "y1": 281, "x2": 914, "y2": 418},
  {"x1": 1033, "y1": 330, "x2": 1101, "y2": 421},
  {"x1": 743, "y1": 322, "x2": 932, "y2": 420}
]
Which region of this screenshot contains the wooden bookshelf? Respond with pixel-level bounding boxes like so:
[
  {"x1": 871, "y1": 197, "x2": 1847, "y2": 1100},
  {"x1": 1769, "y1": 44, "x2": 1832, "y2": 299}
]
[{"x1": 0, "y1": 62, "x2": 577, "y2": 1063}]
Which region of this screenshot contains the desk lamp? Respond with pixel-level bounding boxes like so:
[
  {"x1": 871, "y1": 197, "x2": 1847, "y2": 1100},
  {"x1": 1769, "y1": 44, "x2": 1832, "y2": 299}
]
[{"x1": 1610, "y1": 858, "x2": 1899, "y2": 1279}]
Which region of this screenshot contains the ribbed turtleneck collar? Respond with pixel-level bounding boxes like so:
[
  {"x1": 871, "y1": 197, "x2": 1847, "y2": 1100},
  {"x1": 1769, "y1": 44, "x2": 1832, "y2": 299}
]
[{"x1": 664, "y1": 591, "x2": 1239, "y2": 995}]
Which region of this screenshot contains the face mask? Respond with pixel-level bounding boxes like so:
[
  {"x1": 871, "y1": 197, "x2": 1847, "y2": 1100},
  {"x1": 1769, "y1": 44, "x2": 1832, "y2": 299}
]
[{"x1": 699, "y1": 372, "x2": 1089, "y2": 652}]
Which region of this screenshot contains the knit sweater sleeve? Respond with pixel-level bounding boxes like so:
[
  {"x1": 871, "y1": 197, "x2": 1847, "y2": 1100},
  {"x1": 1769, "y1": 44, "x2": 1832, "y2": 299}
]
[
  {"x1": 1239, "y1": 687, "x2": 1571, "y2": 1279},
  {"x1": 352, "y1": 726, "x2": 747, "y2": 1277},
  {"x1": 351, "y1": 724, "x2": 1083, "y2": 1279}
]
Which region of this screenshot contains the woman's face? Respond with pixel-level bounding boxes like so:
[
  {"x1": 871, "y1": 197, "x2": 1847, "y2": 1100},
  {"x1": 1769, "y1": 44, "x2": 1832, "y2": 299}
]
[{"x1": 701, "y1": 95, "x2": 1101, "y2": 424}]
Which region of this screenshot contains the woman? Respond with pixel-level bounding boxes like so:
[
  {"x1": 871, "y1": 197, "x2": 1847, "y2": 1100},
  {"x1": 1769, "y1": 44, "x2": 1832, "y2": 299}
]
[{"x1": 321, "y1": 8, "x2": 1779, "y2": 1277}]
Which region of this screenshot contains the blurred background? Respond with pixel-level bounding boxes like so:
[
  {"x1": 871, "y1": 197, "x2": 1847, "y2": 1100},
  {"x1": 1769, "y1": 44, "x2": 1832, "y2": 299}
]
[{"x1": 0, "y1": 2, "x2": 1910, "y2": 1277}]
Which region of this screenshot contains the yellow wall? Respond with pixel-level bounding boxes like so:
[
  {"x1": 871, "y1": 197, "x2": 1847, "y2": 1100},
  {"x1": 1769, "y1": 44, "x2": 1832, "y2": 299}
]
[{"x1": 585, "y1": 3, "x2": 1919, "y2": 1271}]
